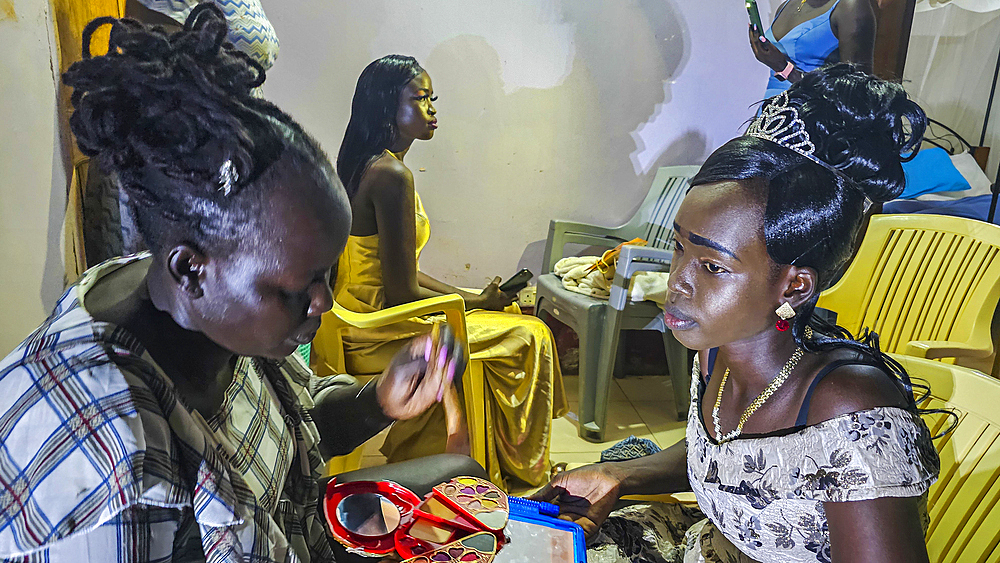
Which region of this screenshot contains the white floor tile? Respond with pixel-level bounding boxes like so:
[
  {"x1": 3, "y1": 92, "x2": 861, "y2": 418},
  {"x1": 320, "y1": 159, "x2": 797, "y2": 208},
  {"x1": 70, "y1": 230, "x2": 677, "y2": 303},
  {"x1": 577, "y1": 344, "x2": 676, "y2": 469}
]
[
  {"x1": 633, "y1": 402, "x2": 687, "y2": 449},
  {"x1": 359, "y1": 455, "x2": 387, "y2": 469},
  {"x1": 616, "y1": 375, "x2": 675, "y2": 403},
  {"x1": 561, "y1": 375, "x2": 629, "y2": 404},
  {"x1": 363, "y1": 427, "x2": 390, "y2": 456},
  {"x1": 550, "y1": 401, "x2": 654, "y2": 453}
]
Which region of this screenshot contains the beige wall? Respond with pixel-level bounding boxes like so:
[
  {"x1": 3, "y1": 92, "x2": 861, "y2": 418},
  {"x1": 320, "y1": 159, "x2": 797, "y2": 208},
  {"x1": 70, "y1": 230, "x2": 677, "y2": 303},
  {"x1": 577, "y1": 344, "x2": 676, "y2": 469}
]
[
  {"x1": 0, "y1": 0, "x2": 65, "y2": 353},
  {"x1": 262, "y1": 0, "x2": 775, "y2": 288}
]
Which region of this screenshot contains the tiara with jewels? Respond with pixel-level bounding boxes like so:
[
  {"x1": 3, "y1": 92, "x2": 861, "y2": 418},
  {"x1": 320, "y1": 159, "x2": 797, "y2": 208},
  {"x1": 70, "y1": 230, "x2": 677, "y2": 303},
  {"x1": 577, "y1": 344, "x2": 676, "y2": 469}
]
[
  {"x1": 746, "y1": 91, "x2": 872, "y2": 211},
  {"x1": 746, "y1": 92, "x2": 817, "y2": 160}
]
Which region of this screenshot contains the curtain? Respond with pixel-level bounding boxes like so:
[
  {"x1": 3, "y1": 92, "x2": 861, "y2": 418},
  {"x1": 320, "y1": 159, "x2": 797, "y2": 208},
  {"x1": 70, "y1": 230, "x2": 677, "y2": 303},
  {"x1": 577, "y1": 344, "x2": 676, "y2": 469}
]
[
  {"x1": 917, "y1": 0, "x2": 1000, "y2": 12},
  {"x1": 50, "y1": 0, "x2": 126, "y2": 282},
  {"x1": 904, "y1": 3, "x2": 1000, "y2": 182}
]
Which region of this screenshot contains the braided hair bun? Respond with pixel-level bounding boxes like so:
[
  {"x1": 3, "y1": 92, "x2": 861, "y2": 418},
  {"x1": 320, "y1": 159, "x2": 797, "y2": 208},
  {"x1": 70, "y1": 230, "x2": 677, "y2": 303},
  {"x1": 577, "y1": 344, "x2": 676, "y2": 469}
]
[
  {"x1": 786, "y1": 63, "x2": 926, "y2": 203},
  {"x1": 63, "y1": 4, "x2": 336, "y2": 252},
  {"x1": 691, "y1": 63, "x2": 928, "y2": 290}
]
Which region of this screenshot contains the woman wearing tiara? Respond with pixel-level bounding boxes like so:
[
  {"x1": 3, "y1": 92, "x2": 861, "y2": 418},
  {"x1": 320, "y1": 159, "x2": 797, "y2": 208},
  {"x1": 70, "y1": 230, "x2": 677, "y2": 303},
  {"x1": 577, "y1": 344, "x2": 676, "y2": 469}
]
[
  {"x1": 749, "y1": 0, "x2": 877, "y2": 99},
  {"x1": 530, "y1": 64, "x2": 942, "y2": 563}
]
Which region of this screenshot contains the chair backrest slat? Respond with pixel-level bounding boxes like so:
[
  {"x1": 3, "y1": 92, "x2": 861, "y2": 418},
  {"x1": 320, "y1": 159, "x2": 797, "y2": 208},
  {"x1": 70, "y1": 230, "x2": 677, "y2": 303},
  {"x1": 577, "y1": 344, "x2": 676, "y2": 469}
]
[
  {"x1": 894, "y1": 355, "x2": 1000, "y2": 563},
  {"x1": 819, "y1": 215, "x2": 1000, "y2": 361},
  {"x1": 621, "y1": 166, "x2": 700, "y2": 247},
  {"x1": 637, "y1": 174, "x2": 694, "y2": 249}
]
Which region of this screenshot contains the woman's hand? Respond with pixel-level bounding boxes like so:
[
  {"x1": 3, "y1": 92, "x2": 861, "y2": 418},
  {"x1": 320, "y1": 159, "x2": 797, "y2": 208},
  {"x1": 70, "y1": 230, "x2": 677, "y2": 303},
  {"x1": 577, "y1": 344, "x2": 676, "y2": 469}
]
[
  {"x1": 375, "y1": 325, "x2": 466, "y2": 421},
  {"x1": 475, "y1": 277, "x2": 518, "y2": 311},
  {"x1": 749, "y1": 24, "x2": 790, "y2": 73},
  {"x1": 527, "y1": 463, "x2": 626, "y2": 537}
]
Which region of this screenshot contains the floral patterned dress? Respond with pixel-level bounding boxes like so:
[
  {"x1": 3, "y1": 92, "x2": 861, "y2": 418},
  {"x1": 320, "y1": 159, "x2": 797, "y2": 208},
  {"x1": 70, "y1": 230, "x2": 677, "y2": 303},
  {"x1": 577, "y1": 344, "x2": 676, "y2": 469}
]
[{"x1": 588, "y1": 356, "x2": 940, "y2": 563}]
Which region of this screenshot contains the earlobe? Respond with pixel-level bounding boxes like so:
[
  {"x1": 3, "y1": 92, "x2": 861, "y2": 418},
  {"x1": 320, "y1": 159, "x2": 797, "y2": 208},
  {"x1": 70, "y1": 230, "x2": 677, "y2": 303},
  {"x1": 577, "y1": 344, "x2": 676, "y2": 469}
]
[{"x1": 167, "y1": 245, "x2": 206, "y2": 299}]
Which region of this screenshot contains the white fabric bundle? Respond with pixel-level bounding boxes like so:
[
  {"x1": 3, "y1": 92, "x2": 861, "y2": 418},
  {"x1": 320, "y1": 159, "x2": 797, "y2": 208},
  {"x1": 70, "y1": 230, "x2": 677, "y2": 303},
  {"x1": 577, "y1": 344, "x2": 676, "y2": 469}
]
[
  {"x1": 553, "y1": 256, "x2": 673, "y2": 304},
  {"x1": 554, "y1": 256, "x2": 613, "y2": 299}
]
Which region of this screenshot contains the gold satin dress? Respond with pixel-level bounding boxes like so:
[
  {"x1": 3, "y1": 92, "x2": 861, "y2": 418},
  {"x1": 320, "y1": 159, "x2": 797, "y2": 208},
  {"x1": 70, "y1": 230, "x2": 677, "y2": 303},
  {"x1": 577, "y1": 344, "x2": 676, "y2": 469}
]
[{"x1": 333, "y1": 190, "x2": 568, "y2": 487}]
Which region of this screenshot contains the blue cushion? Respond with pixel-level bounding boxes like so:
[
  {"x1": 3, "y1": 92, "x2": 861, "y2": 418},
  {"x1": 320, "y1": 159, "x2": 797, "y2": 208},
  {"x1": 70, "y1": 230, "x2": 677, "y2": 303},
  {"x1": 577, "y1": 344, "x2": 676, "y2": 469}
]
[{"x1": 899, "y1": 147, "x2": 972, "y2": 199}]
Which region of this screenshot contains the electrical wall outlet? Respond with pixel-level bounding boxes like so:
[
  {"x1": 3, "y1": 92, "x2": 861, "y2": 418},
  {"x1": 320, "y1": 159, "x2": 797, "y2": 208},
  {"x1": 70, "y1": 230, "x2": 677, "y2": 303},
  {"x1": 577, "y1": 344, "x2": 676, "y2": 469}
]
[{"x1": 518, "y1": 285, "x2": 536, "y2": 307}]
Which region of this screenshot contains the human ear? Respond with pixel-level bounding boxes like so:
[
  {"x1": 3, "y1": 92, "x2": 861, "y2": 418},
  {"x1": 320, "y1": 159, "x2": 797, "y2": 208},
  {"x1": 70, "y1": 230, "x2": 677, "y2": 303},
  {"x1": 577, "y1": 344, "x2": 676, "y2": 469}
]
[
  {"x1": 780, "y1": 266, "x2": 818, "y2": 309},
  {"x1": 166, "y1": 244, "x2": 208, "y2": 299}
]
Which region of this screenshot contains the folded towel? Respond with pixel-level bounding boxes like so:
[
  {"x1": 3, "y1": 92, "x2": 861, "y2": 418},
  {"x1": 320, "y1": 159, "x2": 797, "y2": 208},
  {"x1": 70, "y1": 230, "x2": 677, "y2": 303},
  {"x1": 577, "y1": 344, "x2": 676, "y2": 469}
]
[
  {"x1": 554, "y1": 257, "x2": 672, "y2": 304},
  {"x1": 554, "y1": 256, "x2": 613, "y2": 299}
]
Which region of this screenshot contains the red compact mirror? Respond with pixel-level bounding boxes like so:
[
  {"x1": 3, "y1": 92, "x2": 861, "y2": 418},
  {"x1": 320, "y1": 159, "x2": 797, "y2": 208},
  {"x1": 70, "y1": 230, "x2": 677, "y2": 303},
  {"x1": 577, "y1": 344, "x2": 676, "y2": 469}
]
[{"x1": 325, "y1": 476, "x2": 507, "y2": 562}]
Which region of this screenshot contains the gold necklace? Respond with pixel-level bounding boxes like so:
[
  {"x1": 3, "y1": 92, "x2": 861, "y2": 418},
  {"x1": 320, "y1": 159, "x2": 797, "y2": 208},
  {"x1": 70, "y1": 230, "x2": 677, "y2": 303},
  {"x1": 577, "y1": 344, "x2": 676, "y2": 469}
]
[{"x1": 711, "y1": 326, "x2": 813, "y2": 443}]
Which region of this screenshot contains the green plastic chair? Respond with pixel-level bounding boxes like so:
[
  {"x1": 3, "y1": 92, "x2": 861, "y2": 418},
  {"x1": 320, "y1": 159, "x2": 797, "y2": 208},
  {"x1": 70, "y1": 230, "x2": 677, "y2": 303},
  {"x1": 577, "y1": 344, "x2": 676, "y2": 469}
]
[{"x1": 535, "y1": 165, "x2": 700, "y2": 442}]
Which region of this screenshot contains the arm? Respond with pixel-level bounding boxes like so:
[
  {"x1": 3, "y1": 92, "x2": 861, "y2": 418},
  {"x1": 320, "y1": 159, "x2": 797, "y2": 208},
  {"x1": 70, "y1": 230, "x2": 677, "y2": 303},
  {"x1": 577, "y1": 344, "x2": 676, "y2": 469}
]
[
  {"x1": 528, "y1": 439, "x2": 689, "y2": 536},
  {"x1": 368, "y1": 162, "x2": 513, "y2": 311},
  {"x1": 369, "y1": 163, "x2": 441, "y2": 308},
  {"x1": 417, "y1": 270, "x2": 479, "y2": 301},
  {"x1": 807, "y1": 362, "x2": 928, "y2": 562},
  {"x1": 309, "y1": 377, "x2": 394, "y2": 459},
  {"x1": 831, "y1": 0, "x2": 877, "y2": 73},
  {"x1": 309, "y1": 328, "x2": 468, "y2": 459},
  {"x1": 826, "y1": 496, "x2": 929, "y2": 563}
]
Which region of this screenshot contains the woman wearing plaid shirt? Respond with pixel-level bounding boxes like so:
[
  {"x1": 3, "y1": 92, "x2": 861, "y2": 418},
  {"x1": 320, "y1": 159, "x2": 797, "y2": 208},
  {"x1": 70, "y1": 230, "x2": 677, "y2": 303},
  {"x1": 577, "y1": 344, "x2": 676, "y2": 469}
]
[{"x1": 0, "y1": 5, "x2": 480, "y2": 562}]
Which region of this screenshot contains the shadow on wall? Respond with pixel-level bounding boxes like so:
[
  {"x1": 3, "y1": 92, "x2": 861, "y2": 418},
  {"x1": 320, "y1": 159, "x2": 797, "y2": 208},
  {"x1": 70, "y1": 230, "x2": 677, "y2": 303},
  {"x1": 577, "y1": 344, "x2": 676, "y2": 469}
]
[
  {"x1": 515, "y1": 129, "x2": 708, "y2": 276},
  {"x1": 413, "y1": 0, "x2": 695, "y2": 285},
  {"x1": 560, "y1": 0, "x2": 691, "y2": 180}
]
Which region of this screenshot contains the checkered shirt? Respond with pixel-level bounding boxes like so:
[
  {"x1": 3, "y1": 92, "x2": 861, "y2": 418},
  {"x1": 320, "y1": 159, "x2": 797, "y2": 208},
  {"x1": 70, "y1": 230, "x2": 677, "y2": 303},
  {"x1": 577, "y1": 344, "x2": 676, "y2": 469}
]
[{"x1": 0, "y1": 256, "x2": 335, "y2": 562}]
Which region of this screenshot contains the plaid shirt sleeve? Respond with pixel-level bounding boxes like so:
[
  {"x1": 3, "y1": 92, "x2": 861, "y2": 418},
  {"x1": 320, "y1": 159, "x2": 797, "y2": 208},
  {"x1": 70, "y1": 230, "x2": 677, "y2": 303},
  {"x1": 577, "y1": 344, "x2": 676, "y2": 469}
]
[{"x1": 2, "y1": 505, "x2": 198, "y2": 563}]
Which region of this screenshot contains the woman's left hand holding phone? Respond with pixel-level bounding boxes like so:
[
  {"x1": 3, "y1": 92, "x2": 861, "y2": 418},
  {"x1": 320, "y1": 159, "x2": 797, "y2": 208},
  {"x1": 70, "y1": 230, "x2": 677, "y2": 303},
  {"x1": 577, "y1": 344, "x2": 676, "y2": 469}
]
[{"x1": 748, "y1": 24, "x2": 790, "y2": 74}]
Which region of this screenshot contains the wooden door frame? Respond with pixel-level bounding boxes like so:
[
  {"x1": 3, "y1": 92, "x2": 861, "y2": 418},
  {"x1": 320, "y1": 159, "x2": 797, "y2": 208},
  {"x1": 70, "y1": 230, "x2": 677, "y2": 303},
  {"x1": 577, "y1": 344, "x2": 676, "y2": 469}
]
[{"x1": 873, "y1": 0, "x2": 917, "y2": 81}]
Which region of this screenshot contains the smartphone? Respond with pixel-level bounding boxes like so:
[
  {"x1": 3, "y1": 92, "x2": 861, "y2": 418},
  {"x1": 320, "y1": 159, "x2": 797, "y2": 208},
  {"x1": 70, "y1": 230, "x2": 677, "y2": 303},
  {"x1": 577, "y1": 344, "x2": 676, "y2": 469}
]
[
  {"x1": 746, "y1": 0, "x2": 764, "y2": 35},
  {"x1": 498, "y1": 268, "x2": 533, "y2": 294}
]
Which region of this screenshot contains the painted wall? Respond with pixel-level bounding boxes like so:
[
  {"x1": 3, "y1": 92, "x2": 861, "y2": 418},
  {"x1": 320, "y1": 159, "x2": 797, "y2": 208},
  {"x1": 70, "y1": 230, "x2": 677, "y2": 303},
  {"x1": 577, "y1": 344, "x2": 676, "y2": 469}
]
[
  {"x1": 0, "y1": 0, "x2": 65, "y2": 353},
  {"x1": 263, "y1": 0, "x2": 774, "y2": 288}
]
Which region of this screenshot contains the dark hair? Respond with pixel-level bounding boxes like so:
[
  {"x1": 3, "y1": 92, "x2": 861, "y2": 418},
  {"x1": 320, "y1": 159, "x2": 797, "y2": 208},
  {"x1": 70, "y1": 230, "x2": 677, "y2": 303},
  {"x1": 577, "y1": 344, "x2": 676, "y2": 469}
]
[
  {"x1": 691, "y1": 64, "x2": 950, "y2": 426},
  {"x1": 63, "y1": 4, "x2": 338, "y2": 254},
  {"x1": 337, "y1": 55, "x2": 425, "y2": 198}
]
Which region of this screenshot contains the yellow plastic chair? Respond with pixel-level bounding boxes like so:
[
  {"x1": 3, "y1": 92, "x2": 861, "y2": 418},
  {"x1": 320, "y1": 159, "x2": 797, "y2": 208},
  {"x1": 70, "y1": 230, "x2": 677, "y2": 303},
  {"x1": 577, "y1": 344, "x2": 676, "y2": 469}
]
[
  {"x1": 310, "y1": 297, "x2": 494, "y2": 482},
  {"x1": 818, "y1": 214, "x2": 1000, "y2": 372},
  {"x1": 891, "y1": 354, "x2": 1000, "y2": 562}
]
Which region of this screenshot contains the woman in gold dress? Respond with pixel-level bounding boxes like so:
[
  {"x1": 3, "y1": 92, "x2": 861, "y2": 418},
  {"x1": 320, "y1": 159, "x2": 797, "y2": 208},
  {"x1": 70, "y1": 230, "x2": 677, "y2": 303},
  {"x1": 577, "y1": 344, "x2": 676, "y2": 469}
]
[{"x1": 329, "y1": 55, "x2": 567, "y2": 487}]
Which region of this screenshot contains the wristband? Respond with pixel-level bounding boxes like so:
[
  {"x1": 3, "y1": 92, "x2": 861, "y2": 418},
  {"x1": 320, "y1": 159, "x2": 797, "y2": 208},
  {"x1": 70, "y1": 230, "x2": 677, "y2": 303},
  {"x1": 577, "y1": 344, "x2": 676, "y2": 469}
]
[{"x1": 776, "y1": 61, "x2": 795, "y2": 81}]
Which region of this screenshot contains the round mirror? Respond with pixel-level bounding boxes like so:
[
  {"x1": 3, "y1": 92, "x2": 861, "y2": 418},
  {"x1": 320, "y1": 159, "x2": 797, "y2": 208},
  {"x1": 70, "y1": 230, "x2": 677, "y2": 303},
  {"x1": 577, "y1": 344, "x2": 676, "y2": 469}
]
[{"x1": 336, "y1": 493, "x2": 402, "y2": 537}]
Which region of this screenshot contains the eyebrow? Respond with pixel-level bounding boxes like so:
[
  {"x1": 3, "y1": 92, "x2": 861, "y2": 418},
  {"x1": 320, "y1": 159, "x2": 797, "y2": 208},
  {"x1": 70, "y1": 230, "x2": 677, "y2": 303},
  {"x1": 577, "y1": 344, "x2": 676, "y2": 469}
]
[{"x1": 674, "y1": 222, "x2": 741, "y2": 261}]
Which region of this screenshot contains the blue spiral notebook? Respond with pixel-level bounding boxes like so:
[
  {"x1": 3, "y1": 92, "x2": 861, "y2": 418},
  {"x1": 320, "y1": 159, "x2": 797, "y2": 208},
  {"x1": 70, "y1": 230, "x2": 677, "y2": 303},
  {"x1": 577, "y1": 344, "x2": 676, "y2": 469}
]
[{"x1": 494, "y1": 497, "x2": 586, "y2": 563}]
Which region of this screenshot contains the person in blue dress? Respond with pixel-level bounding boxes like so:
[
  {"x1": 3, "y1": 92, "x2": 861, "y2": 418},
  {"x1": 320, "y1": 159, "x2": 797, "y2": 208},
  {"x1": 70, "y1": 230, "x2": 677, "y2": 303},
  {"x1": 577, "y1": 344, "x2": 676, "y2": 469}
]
[{"x1": 749, "y1": 0, "x2": 878, "y2": 99}]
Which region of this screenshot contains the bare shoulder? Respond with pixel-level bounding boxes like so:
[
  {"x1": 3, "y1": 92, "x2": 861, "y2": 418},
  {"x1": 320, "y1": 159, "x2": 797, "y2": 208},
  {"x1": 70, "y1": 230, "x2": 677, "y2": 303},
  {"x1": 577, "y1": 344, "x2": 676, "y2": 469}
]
[
  {"x1": 805, "y1": 351, "x2": 910, "y2": 425},
  {"x1": 363, "y1": 153, "x2": 413, "y2": 198}
]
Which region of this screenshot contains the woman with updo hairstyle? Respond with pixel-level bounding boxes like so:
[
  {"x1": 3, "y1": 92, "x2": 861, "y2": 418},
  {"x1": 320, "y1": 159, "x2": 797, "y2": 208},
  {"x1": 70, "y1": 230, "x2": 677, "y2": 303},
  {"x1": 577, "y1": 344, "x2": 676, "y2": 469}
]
[
  {"x1": 328, "y1": 55, "x2": 568, "y2": 488},
  {"x1": 0, "y1": 6, "x2": 483, "y2": 562},
  {"x1": 531, "y1": 64, "x2": 945, "y2": 563}
]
